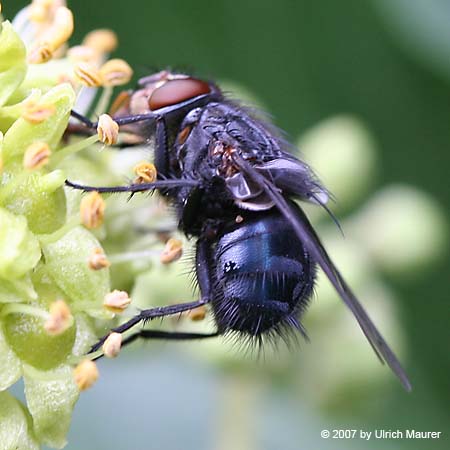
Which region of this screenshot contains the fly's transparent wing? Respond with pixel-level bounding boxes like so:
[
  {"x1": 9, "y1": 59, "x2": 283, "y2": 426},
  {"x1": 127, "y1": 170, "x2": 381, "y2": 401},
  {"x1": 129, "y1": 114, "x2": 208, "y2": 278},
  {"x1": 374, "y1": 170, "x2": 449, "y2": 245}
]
[{"x1": 233, "y1": 155, "x2": 412, "y2": 391}]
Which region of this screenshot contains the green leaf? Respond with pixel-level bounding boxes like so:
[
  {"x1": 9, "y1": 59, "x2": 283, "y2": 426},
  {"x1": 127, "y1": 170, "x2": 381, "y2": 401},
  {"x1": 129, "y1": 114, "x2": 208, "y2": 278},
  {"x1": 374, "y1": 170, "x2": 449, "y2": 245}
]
[
  {"x1": 298, "y1": 116, "x2": 377, "y2": 211},
  {"x1": 0, "y1": 207, "x2": 41, "y2": 279},
  {"x1": 23, "y1": 365, "x2": 79, "y2": 449},
  {"x1": 0, "y1": 21, "x2": 27, "y2": 107},
  {"x1": 0, "y1": 391, "x2": 39, "y2": 450},
  {"x1": 42, "y1": 226, "x2": 112, "y2": 318},
  {"x1": 1, "y1": 83, "x2": 75, "y2": 165},
  {"x1": 0, "y1": 325, "x2": 22, "y2": 391}
]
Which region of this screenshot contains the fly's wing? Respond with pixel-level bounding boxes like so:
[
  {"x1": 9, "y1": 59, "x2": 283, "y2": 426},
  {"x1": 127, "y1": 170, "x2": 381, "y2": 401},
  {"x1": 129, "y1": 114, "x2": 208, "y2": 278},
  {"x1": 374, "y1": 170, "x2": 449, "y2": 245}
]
[
  {"x1": 254, "y1": 155, "x2": 343, "y2": 231},
  {"x1": 226, "y1": 153, "x2": 334, "y2": 214},
  {"x1": 233, "y1": 155, "x2": 412, "y2": 391},
  {"x1": 255, "y1": 154, "x2": 330, "y2": 206}
]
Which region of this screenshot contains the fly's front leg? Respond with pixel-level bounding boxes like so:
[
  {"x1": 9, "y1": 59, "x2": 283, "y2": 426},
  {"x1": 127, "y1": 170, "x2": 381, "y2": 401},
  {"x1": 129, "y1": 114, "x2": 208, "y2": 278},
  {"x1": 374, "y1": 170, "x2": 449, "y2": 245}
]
[
  {"x1": 154, "y1": 116, "x2": 170, "y2": 174},
  {"x1": 66, "y1": 113, "x2": 178, "y2": 193},
  {"x1": 69, "y1": 91, "x2": 215, "y2": 132},
  {"x1": 70, "y1": 110, "x2": 157, "y2": 129},
  {"x1": 70, "y1": 110, "x2": 96, "y2": 129}
]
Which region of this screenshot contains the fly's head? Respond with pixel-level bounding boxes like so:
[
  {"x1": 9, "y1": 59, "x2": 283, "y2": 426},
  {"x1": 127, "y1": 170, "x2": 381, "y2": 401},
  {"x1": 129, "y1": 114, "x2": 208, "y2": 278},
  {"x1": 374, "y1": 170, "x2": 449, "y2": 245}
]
[{"x1": 110, "y1": 70, "x2": 217, "y2": 117}]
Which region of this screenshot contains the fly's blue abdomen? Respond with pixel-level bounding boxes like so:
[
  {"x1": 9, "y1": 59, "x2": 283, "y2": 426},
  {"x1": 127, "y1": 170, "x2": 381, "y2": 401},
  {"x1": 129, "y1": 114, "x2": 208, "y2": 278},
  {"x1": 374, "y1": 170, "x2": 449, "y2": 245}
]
[{"x1": 212, "y1": 212, "x2": 316, "y2": 336}]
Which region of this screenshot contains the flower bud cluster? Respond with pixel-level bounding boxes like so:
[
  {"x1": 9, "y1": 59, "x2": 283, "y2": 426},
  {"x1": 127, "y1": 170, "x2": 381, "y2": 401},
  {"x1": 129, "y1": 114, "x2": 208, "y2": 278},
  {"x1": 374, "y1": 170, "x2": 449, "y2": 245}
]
[{"x1": 0, "y1": 2, "x2": 139, "y2": 448}]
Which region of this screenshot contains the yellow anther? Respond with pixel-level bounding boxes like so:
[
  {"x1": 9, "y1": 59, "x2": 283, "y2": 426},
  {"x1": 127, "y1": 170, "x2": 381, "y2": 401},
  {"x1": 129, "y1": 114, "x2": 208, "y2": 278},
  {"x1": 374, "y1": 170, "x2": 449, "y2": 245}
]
[
  {"x1": 23, "y1": 142, "x2": 51, "y2": 170},
  {"x1": 102, "y1": 332, "x2": 122, "y2": 358},
  {"x1": 67, "y1": 45, "x2": 98, "y2": 63},
  {"x1": 100, "y1": 59, "x2": 133, "y2": 87},
  {"x1": 82, "y1": 29, "x2": 118, "y2": 54},
  {"x1": 80, "y1": 191, "x2": 105, "y2": 229},
  {"x1": 44, "y1": 300, "x2": 73, "y2": 335},
  {"x1": 22, "y1": 101, "x2": 56, "y2": 123},
  {"x1": 74, "y1": 359, "x2": 99, "y2": 391},
  {"x1": 97, "y1": 114, "x2": 119, "y2": 145},
  {"x1": 133, "y1": 162, "x2": 157, "y2": 184},
  {"x1": 160, "y1": 238, "x2": 183, "y2": 264},
  {"x1": 187, "y1": 305, "x2": 207, "y2": 321},
  {"x1": 88, "y1": 247, "x2": 111, "y2": 270},
  {"x1": 28, "y1": 42, "x2": 53, "y2": 63},
  {"x1": 103, "y1": 290, "x2": 131, "y2": 313},
  {"x1": 74, "y1": 62, "x2": 103, "y2": 87}
]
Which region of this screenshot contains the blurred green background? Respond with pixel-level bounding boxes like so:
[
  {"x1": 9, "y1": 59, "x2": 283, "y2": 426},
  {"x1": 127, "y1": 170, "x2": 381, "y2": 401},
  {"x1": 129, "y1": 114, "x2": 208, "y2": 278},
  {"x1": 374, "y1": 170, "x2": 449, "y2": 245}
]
[{"x1": 6, "y1": 0, "x2": 449, "y2": 449}]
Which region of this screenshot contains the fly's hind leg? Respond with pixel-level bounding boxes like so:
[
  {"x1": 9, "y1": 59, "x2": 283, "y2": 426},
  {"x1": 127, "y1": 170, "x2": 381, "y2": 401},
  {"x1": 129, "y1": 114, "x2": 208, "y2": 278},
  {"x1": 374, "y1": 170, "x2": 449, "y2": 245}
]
[
  {"x1": 93, "y1": 330, "x2": 219, "y2": 360},
  {"x1": 90, "y1": 299, "x2": 210, "y2": 353},
  {"x1": 89, "y1": 240, "x2": 215, "y2": 355}
]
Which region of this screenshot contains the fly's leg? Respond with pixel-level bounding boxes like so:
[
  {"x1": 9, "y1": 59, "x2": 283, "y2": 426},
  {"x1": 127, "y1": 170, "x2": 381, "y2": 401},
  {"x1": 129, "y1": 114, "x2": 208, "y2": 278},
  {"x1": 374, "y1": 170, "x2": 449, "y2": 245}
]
[
  {"x1": 154, "y1": 116, "x2": 169, "y2": 173},
  {"x1": 66, "y1": 113, "x2": 179, "y2": 193},
  {"x1": 93, "y1": 330, "x2": 219, "y2": 360},
  {"x1": 70, "y1": 110, "x2": 169, "y2": 161},
  {"x1": 121, "y1": 329, "x2": 219, "y2": 346},
  {"x1": 70, "y1": 110, "x2": 157, "y2": 128},
  {"x1": 65, "y1": 178, "x2": 199, "y2": 194},
  {"x1": 90, "y1": 240, "x2": 215, "y2": 354},
  {"x1": 69, "y1": 91, "x2": 214, "y2": 131},
  {"x1": 90, "y1": 299, "x2": 209, "y2": 353}
]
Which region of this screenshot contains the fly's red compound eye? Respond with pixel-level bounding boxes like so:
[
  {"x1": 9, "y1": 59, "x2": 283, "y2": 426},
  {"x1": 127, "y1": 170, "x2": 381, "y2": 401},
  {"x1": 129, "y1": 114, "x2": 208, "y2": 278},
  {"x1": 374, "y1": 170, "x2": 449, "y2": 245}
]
[{"x1": 149, "y1": 78, "x2": 211, "y2": 110}]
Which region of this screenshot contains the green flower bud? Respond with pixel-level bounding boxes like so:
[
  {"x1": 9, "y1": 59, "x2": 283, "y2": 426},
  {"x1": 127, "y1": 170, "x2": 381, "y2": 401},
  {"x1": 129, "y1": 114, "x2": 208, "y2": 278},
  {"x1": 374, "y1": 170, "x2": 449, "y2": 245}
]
[
  {"x1": 24, "y1": 365, "x2": 79, "y2": 449},
  {"x1": 0, "y1": 4, "x2": 134, "y2": 448},
  {"x1": 1, "y1": 83, "x2": 75, "y2": 165},
  {"x1": 298, "y1": 116, "x2": 377, "y2": 211},
  {"x1": 0, "y1": 275, "x2": 37, "y2": 304},
  {"x1": 0, "y1": 207, "x2": 41, "y2": 279},
  {"x1": 0, "y1": 392, "x2": 39, "y2": 450},
  {"x1": 2, "y1": 263, "x2": 76, "y2": 371},
  {"x1": 2, "y1": 312, "x2": 76, "y2": 372},
  {"x1": 9, "y1": 59, "x2": 75, "y2": 104},
  {"x1": 0, "y1": 21, "x2": 27, "y2": 108},
  {"x1": 0, "y1": 169, "x2": 66, "y2": 234},
  {"x1": 0, "y1": 325, "x2": 22, "y2": 391},
  {"x1": 42, "y1": 226, "x2": 112, "y2": 318},
  {"x1": 350, "y1": 185, "x2": 448, "y2": 275}
]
